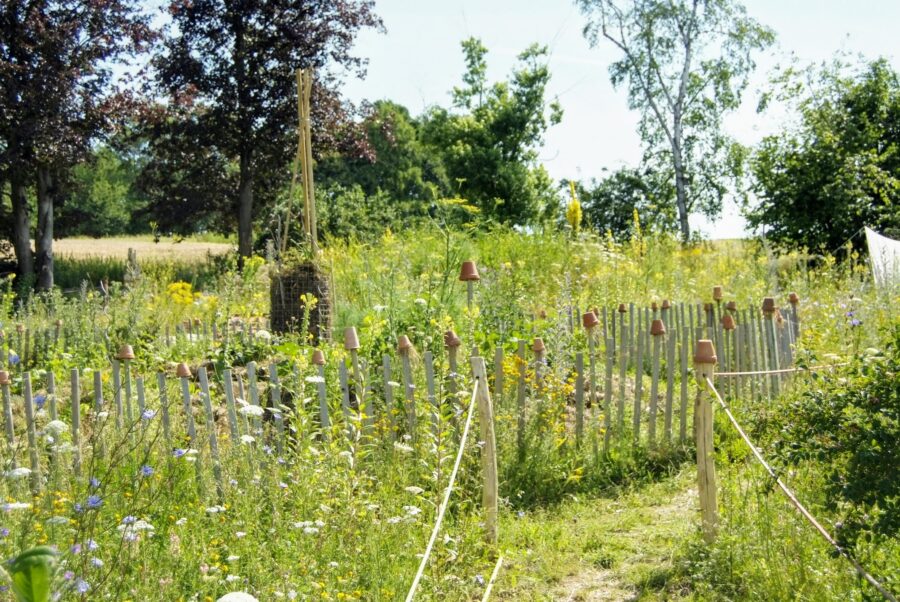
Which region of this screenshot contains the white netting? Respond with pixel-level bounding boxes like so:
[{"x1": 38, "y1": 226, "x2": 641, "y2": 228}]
[{"x1": 865, "y1": 227, "x2": 900, "y2": 289}]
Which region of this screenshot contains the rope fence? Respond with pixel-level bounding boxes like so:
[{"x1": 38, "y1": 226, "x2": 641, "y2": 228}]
[
  {"x1": 703, "y1": 376, "x2": 897, "y2": 602},
  {"x1": 404, "y1": 381, "x2": 480, "y2": 601}
]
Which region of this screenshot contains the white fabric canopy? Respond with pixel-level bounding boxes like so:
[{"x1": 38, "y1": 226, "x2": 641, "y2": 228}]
[{"x1": 865, "y1": 227, "x2": 900, "y2": 288}]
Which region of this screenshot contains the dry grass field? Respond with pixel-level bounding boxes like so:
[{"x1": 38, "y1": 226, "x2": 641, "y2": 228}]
[{"x1": 53, "y1": 237, "x2": 233, "y2": 260}]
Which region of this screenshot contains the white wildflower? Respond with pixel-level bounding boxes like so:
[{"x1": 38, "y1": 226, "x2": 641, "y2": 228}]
[
  {"x1": 254, "y1": 330, "x2": 272, "y2": 341},
  {"x1": 240, "y1": 435, "x2": 255, "y2": 445},
  {"x1": 2, "y1": 502, "x2": 32, "y2": 511},
  {"x1": 404, "y1": 486, "x2": 424, "y2": 495},
  {"x1": 305, "y1": 375, "x2": 325, "y2": 384},
  {"x1": 46, "y1": 516, "x2": 69, "y2": 525},
  {"x1": 45, "y1": 420, "x2": 68, "y2": 437},
  {"x1": 403, "y1": 505, "x2": 421, "y2": 516},
  {"x1": 302, "y1": 527, "x2": 319, "y2": 535},
  {"x1": 6, "y1": 467, "x2": 31, "y2": 479},
  {"x1": 239, "y1": 405, "x2": 264, "y2": 418},
  {"x1": 393, "y1": 442, "x2": 413, "y2": 454}
]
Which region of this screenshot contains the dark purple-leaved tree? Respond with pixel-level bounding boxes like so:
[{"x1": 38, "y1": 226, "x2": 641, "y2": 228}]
[
  {"x1": 0, "y1": 1, "x2": 153, "y2": 291},
  {"x1": 148, "y1": 0, "x2": 382, "y2": 258}
]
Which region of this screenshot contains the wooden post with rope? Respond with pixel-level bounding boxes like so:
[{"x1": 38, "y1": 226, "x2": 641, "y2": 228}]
[
  {"x1": 694, "y1": 339, "x2": 718, "y2": 543},
  {"x1": 471, "y1": 356, "x2": 498, "y2": 546}
]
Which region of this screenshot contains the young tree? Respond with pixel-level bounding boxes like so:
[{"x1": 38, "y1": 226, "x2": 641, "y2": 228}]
[
  {"x1": 0, "y1": 0, "x2": 153, "y2": 291},
  {"x1": 748, "y1": 59, "x2": 900, "y2": 251},
  {"x1": 149, "y1": 0, "x2": 381, "y2": 258},
  {"x1": 421, "y1": 38, "x2": 563, "y2": 225},
  {"x1": 577, "y1": 0, "x2": 773, "y2": 241}
]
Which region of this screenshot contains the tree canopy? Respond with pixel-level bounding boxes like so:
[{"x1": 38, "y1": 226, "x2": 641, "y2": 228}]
[
  {"x1": 577, "y1": 0, "x2": 773, "y2": 241},
  {"x1": 748, "y1": 59, "x2": 900, "y2": 251}
]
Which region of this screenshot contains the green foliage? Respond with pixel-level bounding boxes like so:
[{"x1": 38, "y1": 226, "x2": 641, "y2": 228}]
[
  {"x1": 420, "y1": 39, "x2": 563, "y2": 225},
  {"x1": 767, "y1": 326, "x2": 900, "y2": 545},
  {"x1": 749, "y1": 58, "x2": 900, "y2": 251},
  {"x1": 4, "y1": 546, "x2": 57, "y2": 602},
  {"x1": 563, "y1": 168, "x2": 677, "y2": 239},
  {"x1": 58, "y1": 146, "x2": 146, "y2": 237},
  {"x1": 578, "y1": 0, "x2": 774, "y2": 240}
]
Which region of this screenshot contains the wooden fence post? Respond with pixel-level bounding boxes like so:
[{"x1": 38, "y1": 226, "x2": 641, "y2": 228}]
[
  {"x1": 1, "y1": 371, "x2": 15, "y2": 467},
  {"x1": 22, "y1": 373, "x2": 42, "y2": 494},
  {"x1": 470, "y1": 356, "x2": 498, "y2": 546},
  {"x1": 70, "y1": 369, "x2": 82, "y2": 478},
  {"x1": 693, "y1": 339, "x2": 718, "y2": 543}
]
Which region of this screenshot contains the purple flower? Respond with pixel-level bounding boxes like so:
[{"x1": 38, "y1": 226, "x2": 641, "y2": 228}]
[
  {"x1": 34, "y1": 394, "x2": 46, "y2": 410},
  {"x1": 850, "y1": 319, "x2": 862, "y2": 327},
  {"x1": 140, "y1": 465, "x2": 153, "y2": 477},
  {"x1": 846, "y1": 311, "x2": 854, "y2": 317},
  {"x1": 71, "y1": 543, "x2": 82, "y2": 555},
  {"x1": 75, "y1": 579, "x2": 90, "y2": 594},
  {"x1": 172, "y1": 448, "x2": 187, "y2": 458},
  {"x1": 121, "y1": 516, "x2": 136, "y2": 525},
  {"x1": 8, "y1": 351, "x2": 19, "y2": 366},
  {"x1": 91, "y1": 557, "x2": 103, "y2": 567},
  {"x1": 86, "y1": 495, "x2": 102, "y2": 509},
  {"x1": 63, "y1": 570, "x2": 74, "y2": 581},
  {"x1": 89, "y1": 477, "x2": 100, "y2": 489},
  {"x1": 0, "y1": 527, "x2": 9, "y2": 538},
  {"x1": 86, "y1": 539, "x2": 99, "y2": 551},
  {"x1": 74, "y1": 503, "x2": 84, "y2": 514},
  {"x1": 141, "y1": 409, "x2": 156, "y2": 421}
]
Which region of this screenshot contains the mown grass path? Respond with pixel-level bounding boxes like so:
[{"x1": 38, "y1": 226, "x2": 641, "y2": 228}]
[{"x1": 495, "y1": 467, "x2": 697, "y2": 601}]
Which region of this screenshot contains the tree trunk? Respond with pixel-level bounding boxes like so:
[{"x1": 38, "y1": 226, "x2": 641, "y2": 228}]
[
  {"x1": 35, "y1": 166, "x2": 55, "y2": 291},
  {"x1": 672, "y1": 148, "x2": 690, "y2": 242},
  {"x1": 237, "y1": 152, "x2": 254, "y2": 259},
  {"x1": 10, "y1": 171, "x2": 34, "y2": 286}
]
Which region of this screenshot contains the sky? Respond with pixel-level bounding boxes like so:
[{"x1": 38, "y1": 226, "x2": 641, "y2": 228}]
[{"x1": 339, "y1": 1, "x2": 900, "y2": 238}]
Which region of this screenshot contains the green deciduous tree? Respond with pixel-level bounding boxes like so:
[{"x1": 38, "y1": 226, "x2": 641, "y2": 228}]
[
  {"x1": 577, "y1": 0, "x2": 773, "y2": 241},
  {"x1": 748, "y1": 59, "x2": 900, "y2": 251},
  {"x1": 421, "y1": 38, "x2": 563, "y2": 225},
  {"x1": 565, "y1": 167, "x2": 677, "y2": 238}
]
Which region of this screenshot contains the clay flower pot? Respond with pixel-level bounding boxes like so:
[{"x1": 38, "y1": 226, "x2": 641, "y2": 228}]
[
  {"x1": 788, "y1": 292, "x2": 799, "y2": 306},
  {"x1": 311, "y1": 349, "x2": 326, "y2": 366},
  {"x1": 618, "y1": 303, "x2": 627, "y2": 314},
  {"x1": 650, "y1": 319, "x2": 666, "y2": 336},
  {"x1": 651, "y1": 301, "x2": 658, "y2": 312},
  {"x1": 582, "y1": 311, "x2": 599, "y2": 330},
  {"x1": 532, "y1": 337, "x2": 546, "y2": 353},
  {"x1": 725, "y1": 301, "x2": 737, "y2": 313},
  {"x1": 176, "y1": 363, "x2": 192, "y2": 379},
  {"x1": 721, "y1": 314, "x2": 736, "y2": 331},
  {"x1": 343, "y1": 327, "x2": 360, "y2": 351},
  {"x1": 761, "y1": 297, "x2": 776, "y2": 315},
  {"x1": 15, "y1": 324, "x2": 24, "y2": 334},
  {"x1": 703, "y1": 302, "x2": 713, "y2": 313},
  {"x1": 443, "y1": 330, "x2": 462, "y2": 348},
  {"x1": 55, "y1": 319, "x2": 63, "y2": 327},
  {"x1": 397, "y1": 335, "x2": 414, "y2": 354},
  {"x1": 713, "y1": 286, "x2": 724, "y2": 301},
  {"x1": 661, "y1": 299, "x2": 671, "y2": 310},
  {"x1": 0, "y1": 371, "x2": 10, "y2": 386},
  {"x1": 693, "y1": 340, "x2": 718, "y2": 365},
  {"x1": 117, "y1": 345, "x2": 135, "y2": 361},
  {"x1": 459, "y1": 261, "x2": 480, "y2": 282}
]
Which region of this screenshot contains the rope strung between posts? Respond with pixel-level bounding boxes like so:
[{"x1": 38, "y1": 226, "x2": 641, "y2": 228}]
[
  {"x1": 715, "y1": 362, "x2": 848, "y2": 377},
  {"x1": 480, "y1": 555, "x2": 504, "y2": 602},
  {"x1": 404, "y1": 378, "x2": 480, "y2": 602},
  {"x1": 704, "y1": 377, "x2": 898, "y2": 602}
]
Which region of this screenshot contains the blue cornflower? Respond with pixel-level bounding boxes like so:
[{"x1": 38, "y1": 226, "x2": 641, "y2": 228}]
[
  {"x1": 91, "y1": 557, "x2": 103, "y2": 568},
  {"x1": 851, "y1": 319, "x2": 862, "y2": 327},
  {"x1": 141, "y1": 409, "x2": 156, "y2": 420},
  {"x1": 172, "y1": 448, "x2": 187, "y2": 458},
  {"x1": 86, "y1": 539, "x2": 99, "y2": 551},
  {"x1": 8, "y1": 351, "x2": 19, "y2": 366},
  {"x1": 73, "y1": 503, "x2": 84, "y2": 514},
  {"x1": 63, "y1": 570, "x2": 74, "y2": 581},
  {"x1": 89, "y1": 477, "x2": 100, "y2": 489},
  {"x1": 75, "y1": 579, "x2": 90, "y2": 594},
  {"x1": 33, "y1": 394, "x2": 46, "y2": 410},
  {"x1": 71, "y1": 543, "x2": 82, "y2": 555},
  {"x1": 140, "y1": 465, "x2": 153, "y2": 477},
  {"x1": 121, "y1": 516, "x2": 136, "y2": 525},
  {"x1": 86, "y1": 495, "x2": 102, "y2": 509},
  {"x1": 0, "y1": 527, "x2": 9, "y2": 538}
]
